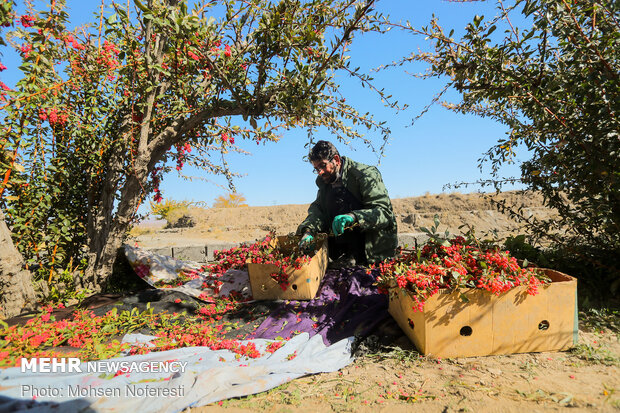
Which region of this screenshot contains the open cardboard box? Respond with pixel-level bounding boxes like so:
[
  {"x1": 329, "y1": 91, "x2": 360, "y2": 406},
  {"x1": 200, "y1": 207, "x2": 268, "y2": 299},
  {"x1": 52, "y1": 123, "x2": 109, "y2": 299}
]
[
  {"x1": 247, "y1": 233, "x2": 328, "y2": 300},
  {"x1": 389, "y1": 269, "x2": 578, "y2": 358}
]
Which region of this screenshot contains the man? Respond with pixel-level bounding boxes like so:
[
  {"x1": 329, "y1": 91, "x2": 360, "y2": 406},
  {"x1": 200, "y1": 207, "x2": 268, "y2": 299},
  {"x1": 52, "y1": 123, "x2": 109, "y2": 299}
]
[{"x1": 297, "y1": 140, "x2": 398, "y2": 267}]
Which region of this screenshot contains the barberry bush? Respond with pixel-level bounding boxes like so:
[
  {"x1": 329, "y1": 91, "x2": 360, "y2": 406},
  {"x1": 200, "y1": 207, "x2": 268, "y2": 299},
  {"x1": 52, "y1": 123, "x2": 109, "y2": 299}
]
[
  {"x1": 0, "y1": 0, "x2": 391, "y2": 296},
  {"x1": 401, "y1": 0, "x2": 619, "y2": 296}
]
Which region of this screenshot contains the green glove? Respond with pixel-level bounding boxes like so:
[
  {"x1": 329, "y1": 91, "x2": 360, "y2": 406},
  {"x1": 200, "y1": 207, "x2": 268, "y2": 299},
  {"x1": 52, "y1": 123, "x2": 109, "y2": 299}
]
[
  {"x1": 332, "y1": 214, "x2": 355, "y2": 236},
  {"x1": 298, "y1": 233, "x2": 315, "y2": 252}
]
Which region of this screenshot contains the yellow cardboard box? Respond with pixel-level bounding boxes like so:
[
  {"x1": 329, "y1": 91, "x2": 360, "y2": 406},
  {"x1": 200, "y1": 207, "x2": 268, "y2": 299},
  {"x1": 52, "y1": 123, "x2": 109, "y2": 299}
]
[
  {"x1": 389, "y1": 269, "x2": 578, "y2": 358},
  {"x1": 248, "y1": 234, "x2": 328, "y2": 300}
]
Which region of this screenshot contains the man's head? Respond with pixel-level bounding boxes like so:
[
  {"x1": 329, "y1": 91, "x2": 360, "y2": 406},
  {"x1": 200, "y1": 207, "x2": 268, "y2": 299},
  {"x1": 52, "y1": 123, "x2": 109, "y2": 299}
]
[{"x1": 309, "y1": 140, "x2": 342, "y2": 184}]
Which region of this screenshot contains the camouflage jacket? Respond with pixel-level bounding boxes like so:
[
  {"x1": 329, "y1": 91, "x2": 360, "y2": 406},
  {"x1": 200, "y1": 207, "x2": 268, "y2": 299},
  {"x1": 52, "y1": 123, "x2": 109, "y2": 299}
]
[{"x1": 297, "y1": 156, "x2": 398, "y2": 264}]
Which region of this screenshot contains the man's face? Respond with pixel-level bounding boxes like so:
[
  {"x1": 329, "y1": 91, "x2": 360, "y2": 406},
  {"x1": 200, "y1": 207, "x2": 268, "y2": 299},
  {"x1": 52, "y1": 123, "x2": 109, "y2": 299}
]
[{"x1": 311, "y1": 155, "x2": 341, "y2": 184}]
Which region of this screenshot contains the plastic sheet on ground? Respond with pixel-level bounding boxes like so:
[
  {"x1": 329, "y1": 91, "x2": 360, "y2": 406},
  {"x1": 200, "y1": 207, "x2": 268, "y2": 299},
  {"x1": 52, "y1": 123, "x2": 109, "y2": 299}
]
[
  {"x1": 250, "y1": 266, "x2": 391, "y2": 346},
  {"x1": 0, "y1": 245, "x2": 392, "y2": 412},
  {"x1": 0, "y1": 333, "x2": 353, "y2": 412},
  {"x1": 123, "y1": 244, "x2": 251, "y2": 301}
]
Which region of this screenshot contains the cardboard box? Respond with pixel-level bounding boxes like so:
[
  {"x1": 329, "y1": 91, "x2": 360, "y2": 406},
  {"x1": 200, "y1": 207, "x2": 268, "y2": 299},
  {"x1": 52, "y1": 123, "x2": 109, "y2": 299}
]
[
  {"x1": 389, "y1": 269, "x2": 578, "y2": 358},
  {"x1": 247, "y1": 234, "x2": 328, "y2": 300}
]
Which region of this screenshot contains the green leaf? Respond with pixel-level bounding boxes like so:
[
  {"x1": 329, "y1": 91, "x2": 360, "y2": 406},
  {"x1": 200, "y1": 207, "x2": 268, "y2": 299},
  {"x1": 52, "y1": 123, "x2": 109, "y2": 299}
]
[{"x1": 459, "y1": 293, "x2": 470, "y2": 303}]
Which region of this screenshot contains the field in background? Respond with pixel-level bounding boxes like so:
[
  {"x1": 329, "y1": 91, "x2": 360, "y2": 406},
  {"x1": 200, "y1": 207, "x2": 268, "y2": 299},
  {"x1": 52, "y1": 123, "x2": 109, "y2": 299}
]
[{"x1": 130, "y1": 190, "x2": 557, "y2": 248}]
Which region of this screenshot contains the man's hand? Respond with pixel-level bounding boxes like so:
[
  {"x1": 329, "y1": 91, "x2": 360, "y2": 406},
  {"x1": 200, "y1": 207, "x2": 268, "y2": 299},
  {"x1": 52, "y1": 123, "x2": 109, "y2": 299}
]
[
  {"x1": 298, "y1": 233, "x2": 315, "y2": 253},
  {"x1": 332, "y1": 214, "x2": 355, "y2": 236}
]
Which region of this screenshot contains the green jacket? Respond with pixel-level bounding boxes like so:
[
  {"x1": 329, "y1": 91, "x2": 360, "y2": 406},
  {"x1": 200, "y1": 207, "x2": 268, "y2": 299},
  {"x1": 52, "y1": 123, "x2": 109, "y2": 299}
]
[{"x1": 297, "y1": 157, "x2": 398, "y2": 263}]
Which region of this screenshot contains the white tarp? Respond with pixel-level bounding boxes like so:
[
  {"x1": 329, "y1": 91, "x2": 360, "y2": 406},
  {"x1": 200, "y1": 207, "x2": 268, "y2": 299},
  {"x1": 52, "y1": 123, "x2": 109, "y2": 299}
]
[
  {"x1": 123, "y1": 245, "x2": 252, "y2": 300},
  {"x1": 0, "y1": 333, "x2": 353, "y2": 412}
]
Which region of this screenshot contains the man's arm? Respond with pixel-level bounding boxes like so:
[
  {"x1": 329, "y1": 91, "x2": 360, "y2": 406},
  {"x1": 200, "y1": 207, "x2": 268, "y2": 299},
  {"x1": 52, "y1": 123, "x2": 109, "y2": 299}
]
[{"x1": 349, "y1": 167, "x2": 395, "y2": 230}]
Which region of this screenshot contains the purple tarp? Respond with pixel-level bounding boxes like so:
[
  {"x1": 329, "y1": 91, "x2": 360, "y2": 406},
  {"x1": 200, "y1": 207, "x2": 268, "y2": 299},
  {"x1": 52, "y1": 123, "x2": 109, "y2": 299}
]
[{"x1": 250, "y1": 267, "x2": 390, "y2": 345}]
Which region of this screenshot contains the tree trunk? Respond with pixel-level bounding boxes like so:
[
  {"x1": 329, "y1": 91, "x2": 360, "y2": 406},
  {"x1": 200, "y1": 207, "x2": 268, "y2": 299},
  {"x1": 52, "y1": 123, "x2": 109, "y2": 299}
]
[
  {"x1": 0, "y1": 209, "x2": 37, "y2": 319},
  {"x1": 82, "y1": 160, "x2": 148, "y2": 291},
  {"x1": 82, "y1": 232, "x2": 126, "y2": 293}
]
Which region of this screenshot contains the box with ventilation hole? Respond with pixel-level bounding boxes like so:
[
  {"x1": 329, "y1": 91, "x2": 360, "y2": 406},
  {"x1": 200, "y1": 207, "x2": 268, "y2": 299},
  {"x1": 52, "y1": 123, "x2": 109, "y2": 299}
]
[
  {"x1": 247, "y1": 233, "x2": 328, "y2": 300},
  {"x1": 388, "y1": 269, "x2": 578, "y2": 358}
]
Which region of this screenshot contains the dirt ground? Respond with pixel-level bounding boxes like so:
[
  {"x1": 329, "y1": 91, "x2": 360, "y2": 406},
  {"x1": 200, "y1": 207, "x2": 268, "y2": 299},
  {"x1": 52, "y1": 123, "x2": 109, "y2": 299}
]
[
  {"x1": 130, "y1": 191, "x2": 619, "y2": 412},
  {"x1": 131, "y1": 190, "x2": 556, "y2": 248},
  {"x1": 182, "y1": 317, "x2": 620, "y2": 413},
  {"x1": 186, "y1": 319, "x2": 620, "y2": 413},
  {"x1": 192, "y1": 329, "x2": 620, "y2": 412}
]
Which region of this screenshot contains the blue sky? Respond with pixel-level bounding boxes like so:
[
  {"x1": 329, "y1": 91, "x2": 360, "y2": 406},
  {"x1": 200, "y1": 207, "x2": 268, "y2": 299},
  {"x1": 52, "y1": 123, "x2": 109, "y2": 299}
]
[{"x1": 2, "y1": 0, "x2": 528, "y2": 211}]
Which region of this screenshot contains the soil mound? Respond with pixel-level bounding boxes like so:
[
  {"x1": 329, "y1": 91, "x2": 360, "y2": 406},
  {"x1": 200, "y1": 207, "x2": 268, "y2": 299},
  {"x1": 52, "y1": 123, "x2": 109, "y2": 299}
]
[{"x1": 131, "y1": 190, "x2": 556, "y2": 248}]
